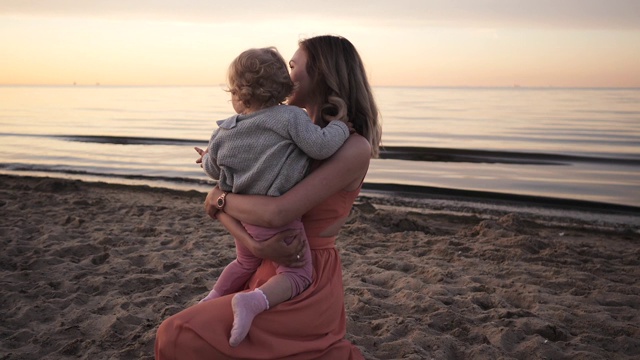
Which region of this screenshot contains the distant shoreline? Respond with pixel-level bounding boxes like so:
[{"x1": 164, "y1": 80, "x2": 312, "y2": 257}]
[
  {"x1": 3, "y1": 173, "x2": 638, "y2": 228},
  {"x1": 361, "y1": 182, "x2": 640, "y2": 228}
]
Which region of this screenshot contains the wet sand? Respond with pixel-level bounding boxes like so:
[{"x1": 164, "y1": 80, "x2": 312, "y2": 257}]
[{"x1": 1, "y1": 175, "x2": 638, "y2": 359}]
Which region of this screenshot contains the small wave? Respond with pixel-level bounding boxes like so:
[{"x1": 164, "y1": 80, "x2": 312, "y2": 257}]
[
  {"x1": 2, "y1": 132, "x2": 638, "y2": 166},
  {"x1": 2, "y1": 164, "x2": 639, "y2": 215},
  {"x1": 0, "y1": 132, "x2": 207, "y2": 146},
  {"x1": 67, "y1": 138, "x2": 639, "y2": 165},
  {"x1": 379, "y1": 146, "x2": 640, "y2": 166},
  {"x1": 45, "y1": 135, "x2": 640, "y2": 165},
  {"x1": 0, "y1": 163, "x2": 211, "y2": 186},
  {"x1": 54, "y1": 135, "x2": 206, "y2": 146},
  {"x1": 362, "y1": 183, "x2": 640, "y2": 215}
]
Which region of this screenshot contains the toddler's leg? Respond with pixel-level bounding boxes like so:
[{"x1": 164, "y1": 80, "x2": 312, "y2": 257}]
[
  {"x1": 227, "y1": 220, "x2": 306, "y2": 345},
  {"x1": 229, "y1": 275, "x2": 292, "y2": 347},
  {"x1": 276, "y1": 237, "x2": 313, "y2": 298},
  {"x1": 200, "y1": 238, "x2": 261, "y2": 303}
]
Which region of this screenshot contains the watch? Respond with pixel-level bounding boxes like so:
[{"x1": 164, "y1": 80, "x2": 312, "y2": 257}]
[{"x1": 216, "y1": 191, "x2": 228, "y2": 210}]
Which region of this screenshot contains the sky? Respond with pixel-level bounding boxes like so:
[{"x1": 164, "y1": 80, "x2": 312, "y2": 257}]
[{"x1": 1, "y1": 0, "x2": 639, "y2": 87}]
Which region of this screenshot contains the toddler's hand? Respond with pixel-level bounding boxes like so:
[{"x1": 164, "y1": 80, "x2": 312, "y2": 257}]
[
  {"x1": 345, "y1": 121, "x2": 355, "y2": 134},
  {"x1": 328, "y1": 117, "x2": 355, "y2": 134},
  {"x1": 195, "y1": 147, "x2": 207, "y2": 167}
]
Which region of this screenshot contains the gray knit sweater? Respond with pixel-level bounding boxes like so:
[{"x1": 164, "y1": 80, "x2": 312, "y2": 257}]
[{"x1": 202, "y1": 105, "x2": 349, "y2": 196}]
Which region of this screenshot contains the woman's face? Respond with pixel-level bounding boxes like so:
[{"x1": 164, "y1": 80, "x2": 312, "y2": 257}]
[{"x1": 287, "y1": 47, "x2": 311, "y2": 109}]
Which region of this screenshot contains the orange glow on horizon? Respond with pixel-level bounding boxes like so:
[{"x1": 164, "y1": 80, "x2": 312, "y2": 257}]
[{"x1": 1, "y1": 12, "x2": 639, "y2": 88}]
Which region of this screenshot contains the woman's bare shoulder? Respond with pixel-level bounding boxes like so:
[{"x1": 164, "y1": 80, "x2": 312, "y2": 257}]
[
  {"x1": 330, "y1": 134, "x2": 371, "y2": 190},
  {"x1": 336, "y1": 133, "x2": 371, "y2": 160}
]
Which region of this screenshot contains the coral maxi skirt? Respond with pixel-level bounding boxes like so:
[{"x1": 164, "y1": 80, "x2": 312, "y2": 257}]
[{"x1": 155, "y1": 234, "x2": 364, "y2": 360}]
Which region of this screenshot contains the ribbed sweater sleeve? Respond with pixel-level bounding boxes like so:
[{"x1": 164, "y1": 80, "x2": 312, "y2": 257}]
[
  {"x1": 286, "y1": 108, "x2": 350, "y2": 159},
  {"x1": 202, "y1": 152, "x2": 220, "y2": 181}
]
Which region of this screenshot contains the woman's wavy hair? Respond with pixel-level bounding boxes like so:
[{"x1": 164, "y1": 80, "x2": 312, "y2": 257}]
[
  {"x1": 299, "y1": 35, "x2": 382, "y2": 157},
  {"x1": 227, "y1": 47, "x2": 293, "y2": 109}
]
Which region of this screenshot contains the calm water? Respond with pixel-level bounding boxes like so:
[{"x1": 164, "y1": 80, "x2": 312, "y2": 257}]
[{"x1": 1, "y1": 86, "x2": 639, "y2": 208}]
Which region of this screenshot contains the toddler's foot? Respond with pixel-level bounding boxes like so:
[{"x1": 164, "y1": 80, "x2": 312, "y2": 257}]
[
  {"x1": 229, "y1": 289, "x2": 269, "y2": 347},
  {"x1": 199, "y1": 289, "x2": 221, "y2": 303}
]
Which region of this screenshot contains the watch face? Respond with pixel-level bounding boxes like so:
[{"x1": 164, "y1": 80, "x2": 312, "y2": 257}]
[{"x1": 217, "y1": 198, "x2": 224, "y2": 208}]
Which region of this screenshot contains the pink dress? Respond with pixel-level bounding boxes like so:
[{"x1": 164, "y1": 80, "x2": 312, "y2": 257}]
[{"x1": 155, "y1": 185, "x2": 365, "y2": 359}]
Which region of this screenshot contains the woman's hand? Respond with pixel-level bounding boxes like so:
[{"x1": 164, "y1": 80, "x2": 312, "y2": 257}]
[
  {"x1": 205, "y1": 186, "x2": 224, "y2": 219},
  {"x1": 253, "y1": 229, "x2": 307, "y2": 267},
  {"x1": 215, "y1": 211, "x2": 307, "y2": 267}
]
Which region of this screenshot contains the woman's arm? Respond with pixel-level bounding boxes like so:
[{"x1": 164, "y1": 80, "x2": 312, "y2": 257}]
[
  {"x1": 205, "y1": 135, "x2": 371, "y2": 227},
  {"x1": 215, "y1": 212, "x2": 306, "y2": 266}
]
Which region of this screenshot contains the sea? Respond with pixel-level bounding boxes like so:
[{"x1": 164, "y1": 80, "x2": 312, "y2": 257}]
[{"x1": 1, "y1": 85, "x2": 639, "y2": 210}]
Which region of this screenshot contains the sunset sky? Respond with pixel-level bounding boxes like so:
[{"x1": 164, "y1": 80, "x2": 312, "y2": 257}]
[{"x1": 1, "y1": 0, "x2": 639, "y2": 87}]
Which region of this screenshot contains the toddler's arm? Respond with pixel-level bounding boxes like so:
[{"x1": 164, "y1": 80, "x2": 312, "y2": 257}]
[
  {"x1": 287, "y1": 108, "x2": 350, "y2": 160},
  {"x1": 196, "y1": 145, "x2": 221, "y2": 180}
]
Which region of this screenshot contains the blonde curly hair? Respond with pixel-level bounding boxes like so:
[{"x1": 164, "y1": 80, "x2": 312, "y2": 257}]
[{"x1": 227, "y1": 47, "x2": 294, "y2": 109}]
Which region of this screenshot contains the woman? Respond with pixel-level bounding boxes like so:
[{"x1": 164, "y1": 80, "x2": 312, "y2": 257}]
[{"x1": 155, "y1": 35, "x2": 381, "y2": 359}]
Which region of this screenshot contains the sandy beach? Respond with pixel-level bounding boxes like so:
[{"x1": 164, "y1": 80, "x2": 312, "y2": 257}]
[{"x1": 1, "y1": 174, "x2": 639, "y2": 360}]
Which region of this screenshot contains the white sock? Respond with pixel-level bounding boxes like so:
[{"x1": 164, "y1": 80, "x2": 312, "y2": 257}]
[
  {"x1": 199, "y1": 288, "x2": 221, "y2": 303},
  {"x1": 229, "y1": 289, "x2": 269, "y2": 347}
]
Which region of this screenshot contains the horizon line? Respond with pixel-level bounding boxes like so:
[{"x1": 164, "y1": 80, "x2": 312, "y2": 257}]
[{"x1": 2, "y1": 84, "x2": 639, "y2": 90}]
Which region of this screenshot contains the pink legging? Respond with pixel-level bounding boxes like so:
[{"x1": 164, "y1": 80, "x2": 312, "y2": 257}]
[{"x1": 212, "y1": 219, "x2": 312, "y2": 298}]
